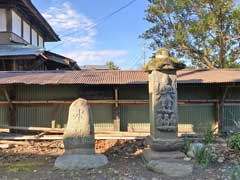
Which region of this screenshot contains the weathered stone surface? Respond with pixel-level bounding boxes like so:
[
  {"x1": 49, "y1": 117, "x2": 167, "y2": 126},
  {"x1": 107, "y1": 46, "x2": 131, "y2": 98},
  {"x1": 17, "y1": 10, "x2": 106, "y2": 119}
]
[
  {"x1": 149, "y1": 70, "x2": 179, "y2": 141},
  {"x1": 146, "y1": 160, "x2": 193, "y2": 177},
  {"x1": 63, "y1": 98, "x2": 94, "y2": 154},
  {"x1": 142, "y1": 49, "x2": 192, "y2": 177},
  {"x1": 148, "y1": 138, "x2": 182, "y2": 151},
  {"x1": 54, "y1": 98, "x2": 108, "y2": 170},
  {"x1": 55, "y1": 154, "x2": 108, "y2": 170},
  {"x1": 142, "y1": 149, "x2": 186, "y2": 162}
]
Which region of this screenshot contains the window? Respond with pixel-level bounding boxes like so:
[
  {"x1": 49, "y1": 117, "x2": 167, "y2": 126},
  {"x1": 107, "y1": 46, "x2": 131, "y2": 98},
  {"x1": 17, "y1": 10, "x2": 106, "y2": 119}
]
[
  {"x1": 0, "y1": 9, "x2": 7, "y2": 31},
  {"x1": 31, "y1": 29, "x2": 38, "y2": 46},
  {"x1": 12, "y1": 10, "x2": 22, "y2": 36},
  {"x1": 23, "y1": 21, "x2": 30, "y2": 43},
  {"x1": 38, "y1": 35, "x2": 44, "y2": 48}
]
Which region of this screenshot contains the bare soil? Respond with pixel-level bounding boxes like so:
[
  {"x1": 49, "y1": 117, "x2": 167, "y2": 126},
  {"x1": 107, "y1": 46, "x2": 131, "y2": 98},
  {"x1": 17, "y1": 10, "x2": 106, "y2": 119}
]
[{"x1": 0, "y1": 140, "x2": 238, "y2": 180}]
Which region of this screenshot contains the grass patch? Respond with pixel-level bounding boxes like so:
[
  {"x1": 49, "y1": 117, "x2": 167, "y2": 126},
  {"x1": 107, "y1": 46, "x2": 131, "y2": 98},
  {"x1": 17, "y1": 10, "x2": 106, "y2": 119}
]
[{"x1": 0, "y1": 161, "x2": 45, "y2": 173}]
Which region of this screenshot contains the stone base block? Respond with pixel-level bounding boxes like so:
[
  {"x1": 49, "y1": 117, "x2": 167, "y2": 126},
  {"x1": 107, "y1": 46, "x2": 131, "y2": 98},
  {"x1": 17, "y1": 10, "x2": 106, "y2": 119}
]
[
  {"x1": 142, "y1": 149, "x2": 186, "y2": 162},
  {"x1": 146, "y1": 137, "x2": 182, "y2": 151},
  {"x1": 142, "y1": 149, "x2": 193, "y2": 177},
  {"x1": 145, "y1": 159, "x2": 193, "y2": 177},
  {"x1": 54, "y1": 154, "x2": 108, "y2": 170}
]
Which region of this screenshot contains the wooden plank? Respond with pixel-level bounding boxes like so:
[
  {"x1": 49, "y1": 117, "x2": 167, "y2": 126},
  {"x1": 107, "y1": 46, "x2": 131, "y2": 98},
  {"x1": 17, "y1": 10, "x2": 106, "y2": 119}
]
[
  {"x1": 0, "y1": 140, "x2": 30, "y2": 145},
  {"x1": 0, "y1": 125, "x2": 64, "y2": 133},
  {"x1": 0, "y1": 135, "x2": 146, "y2": 140},
  {"x1": 0, "y1": 131, "x2": 149, "y2": 140}
]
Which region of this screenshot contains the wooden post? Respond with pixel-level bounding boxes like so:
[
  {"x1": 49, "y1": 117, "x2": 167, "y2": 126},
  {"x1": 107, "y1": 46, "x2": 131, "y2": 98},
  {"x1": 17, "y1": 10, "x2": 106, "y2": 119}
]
[
  {"x1": 217, "y1": 86, "x2": 229, "y2": 133},
  {"x1": 13, "y1": 60, "x2": 17, "y2": 71},
  {"x1": 1, "y1": 86, "x2": 16, "y2": 132},
  {"x1": 51, "y1": 105, "x2": 62, "y2": 129},
  {"x1": 113, "y1": 87, "x2": 120, "y2": 131}
]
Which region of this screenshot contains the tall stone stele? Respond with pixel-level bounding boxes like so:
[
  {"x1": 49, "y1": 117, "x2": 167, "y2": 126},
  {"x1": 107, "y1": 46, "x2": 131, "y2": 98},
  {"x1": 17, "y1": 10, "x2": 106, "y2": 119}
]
[
  {"x1": 142, "y1": 49, "x2": 193, "y2": 177},
  {"x1": 55, "y1": 98, "x2": 108, "y2": 170}
]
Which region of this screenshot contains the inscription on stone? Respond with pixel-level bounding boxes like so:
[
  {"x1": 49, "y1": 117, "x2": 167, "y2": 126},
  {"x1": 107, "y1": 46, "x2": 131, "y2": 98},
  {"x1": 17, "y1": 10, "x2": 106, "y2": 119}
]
[{"x1": 55, "y1": 98, "x2": 108, "y2": 170}]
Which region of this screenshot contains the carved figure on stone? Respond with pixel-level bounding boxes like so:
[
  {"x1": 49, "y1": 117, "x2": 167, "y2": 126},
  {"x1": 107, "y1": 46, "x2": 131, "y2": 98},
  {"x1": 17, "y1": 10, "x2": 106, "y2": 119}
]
[{"x1": 143, "y1": 49, "x2": 192, "y2": 177}]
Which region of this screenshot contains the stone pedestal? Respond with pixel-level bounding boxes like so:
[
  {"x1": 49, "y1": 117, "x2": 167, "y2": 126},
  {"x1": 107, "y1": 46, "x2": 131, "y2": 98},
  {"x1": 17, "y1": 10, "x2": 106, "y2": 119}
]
[
  {"x1": 54, "y1": 98, "x2": 108, "y2": 170},
  {"x1": 142, "y1": 49, "x2": 192, "y2": 177}
]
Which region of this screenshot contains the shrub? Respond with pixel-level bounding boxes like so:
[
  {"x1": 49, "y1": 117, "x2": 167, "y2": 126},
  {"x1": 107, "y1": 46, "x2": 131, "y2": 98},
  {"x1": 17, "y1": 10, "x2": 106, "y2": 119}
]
[
  {"x1": 228, "y1": 133, "x2": 240, "y2": 151},
  {"x1": 195, "y1": 146, "x2": 217, "y2": 167},
  {"x1": 203, "y1": 127, "x2": 216, "y2": 145},
  {"x1": 231, "y1": 165, "x2": 240, "y2": 180}
]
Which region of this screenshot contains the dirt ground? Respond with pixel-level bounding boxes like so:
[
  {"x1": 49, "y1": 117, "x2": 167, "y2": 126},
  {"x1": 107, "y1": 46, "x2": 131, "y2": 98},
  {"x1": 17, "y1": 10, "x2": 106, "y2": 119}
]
[{"x1": 0, "y1": 140, "x2": 238, "y2": 180}]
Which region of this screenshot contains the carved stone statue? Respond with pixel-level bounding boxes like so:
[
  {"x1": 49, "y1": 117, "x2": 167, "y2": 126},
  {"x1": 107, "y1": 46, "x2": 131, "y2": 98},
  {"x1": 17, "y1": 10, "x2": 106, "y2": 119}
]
[{"x1": 142, "y1": 49, "x2": 193, "y2": 177}]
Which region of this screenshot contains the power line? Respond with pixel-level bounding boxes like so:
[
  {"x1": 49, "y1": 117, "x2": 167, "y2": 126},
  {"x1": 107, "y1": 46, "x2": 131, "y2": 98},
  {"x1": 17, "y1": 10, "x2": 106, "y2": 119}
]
[
  {"x1": 48, "y1": 0, "x2": 137, "y2": 51},
  {"x1": 129, "y1": 54, "x2": 142, "y2": 69}
]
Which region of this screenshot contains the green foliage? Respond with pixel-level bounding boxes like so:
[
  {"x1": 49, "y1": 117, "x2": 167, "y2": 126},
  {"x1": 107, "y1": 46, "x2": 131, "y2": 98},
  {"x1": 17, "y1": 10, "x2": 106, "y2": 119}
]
[
  {"x1": 195, "y1": 146, "x2": 217, "y2": 167},
  {"x1": 181, "y1": 138, "x2": 191, "y2": 154},
  {"x1": 231, "y1": 165, "x2": 240, "y2": 180},
  {"x1": 203, "y1": 127, "x2": 216, "y2": 145},
  {"x1": 142, "y1": 0, "x2": 240, "y2": 68},
  {"x1": 228, "y1": 133, "x2": 240, "y2": 151},
  {"x1": 105, "y1": 61, "x2": 120, "y2": 70}
]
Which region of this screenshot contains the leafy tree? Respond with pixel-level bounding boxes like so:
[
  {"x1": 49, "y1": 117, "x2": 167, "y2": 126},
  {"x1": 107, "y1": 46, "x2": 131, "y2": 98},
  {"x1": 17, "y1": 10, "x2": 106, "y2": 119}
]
[
  {"x1": 105, "y1": 61, "x2": 120, "y2": 70},
  {"x1": 142, "y1": 0, "x2": 240, "y2": 68}
]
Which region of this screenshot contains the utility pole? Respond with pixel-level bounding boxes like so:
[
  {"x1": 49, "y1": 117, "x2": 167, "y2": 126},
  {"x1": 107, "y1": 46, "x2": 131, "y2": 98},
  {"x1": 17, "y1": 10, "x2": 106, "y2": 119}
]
[{"x1": 142, "y1": 42, "x2": 146, "y2": 66}]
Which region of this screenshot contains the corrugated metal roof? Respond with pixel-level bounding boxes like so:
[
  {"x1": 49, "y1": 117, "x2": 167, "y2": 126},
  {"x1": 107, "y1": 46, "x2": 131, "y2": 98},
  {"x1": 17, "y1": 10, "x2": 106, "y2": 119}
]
[{"x1": 0, "y1": 69, "x2": 239, "y2": 85}]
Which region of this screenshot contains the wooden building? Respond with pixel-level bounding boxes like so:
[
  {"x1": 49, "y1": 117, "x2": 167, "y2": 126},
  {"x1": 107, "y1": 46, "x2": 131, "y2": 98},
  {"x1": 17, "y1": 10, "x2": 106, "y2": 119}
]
[
  {"x1": 0, "y1": 0, "x2": 79, "y2": 70},
  {"x1": 0, "y1": 69, "x2": 240, "y2": 136}
]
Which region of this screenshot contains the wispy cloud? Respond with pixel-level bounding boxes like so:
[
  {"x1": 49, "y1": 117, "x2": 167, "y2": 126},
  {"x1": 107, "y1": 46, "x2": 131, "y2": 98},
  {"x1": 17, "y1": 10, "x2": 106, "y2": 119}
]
[
  {"x1": 42, "y1": 2, "x2": 96, "y2": 48},
  {"x1": 42, "y1": 1, "x2": 128, "y2": 67},
  {"x1": 64, "y1": 50, "x2": 128, "y2": 66}
]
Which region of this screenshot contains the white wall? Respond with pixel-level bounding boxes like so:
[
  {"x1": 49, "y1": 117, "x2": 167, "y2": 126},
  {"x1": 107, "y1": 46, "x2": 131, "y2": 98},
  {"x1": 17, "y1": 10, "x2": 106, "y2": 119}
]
[
  {"x1": 12, "y1": 10, "x2": 22, "y2": 36},
  {"x1": 31, "y1": 29, "x2": 38, "y2": 46},
  {"x1": 0, "y1": 9, "x2": 7, "y2": 31},
  {"x1": 23, "y1": 21, "x2": 30, "y2": 43},
  {"x1": 38, "y1": 35, "x2": 44, "y2": 48}
]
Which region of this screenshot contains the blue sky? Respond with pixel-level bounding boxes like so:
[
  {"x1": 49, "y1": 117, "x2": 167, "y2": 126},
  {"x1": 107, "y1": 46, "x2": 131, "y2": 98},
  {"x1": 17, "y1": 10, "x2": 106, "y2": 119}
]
[{"x1": 32, "y1": 0, "x2": 151, "y2": 69}]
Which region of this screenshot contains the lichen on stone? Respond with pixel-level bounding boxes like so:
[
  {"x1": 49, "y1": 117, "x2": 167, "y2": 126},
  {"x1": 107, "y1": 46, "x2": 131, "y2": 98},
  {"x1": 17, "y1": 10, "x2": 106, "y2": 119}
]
[{"x1": 144, "y1": 48, "x2": 185, "y2": 72}]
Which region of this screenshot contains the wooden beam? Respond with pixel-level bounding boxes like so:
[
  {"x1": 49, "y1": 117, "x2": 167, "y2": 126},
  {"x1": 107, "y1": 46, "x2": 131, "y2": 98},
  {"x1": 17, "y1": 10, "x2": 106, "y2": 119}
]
[
  {"x1": 6, "y1": 8, "x2": 12, "y2": 32},
  {"x1": 113, "y1": 88, "x2": 120, "y2": 131},
  {"x1": 1, "y1": 88, "x2": 13, "y2": 109},
  {"x1": 0, "y1": 100, "x2": 149, "y2": 105},
  {"x1": 1, "y1": 87, "x2": 16, "y2": 132},
  {"x1": 0, "y1": 99, "x2": 240, "y2": 106}
]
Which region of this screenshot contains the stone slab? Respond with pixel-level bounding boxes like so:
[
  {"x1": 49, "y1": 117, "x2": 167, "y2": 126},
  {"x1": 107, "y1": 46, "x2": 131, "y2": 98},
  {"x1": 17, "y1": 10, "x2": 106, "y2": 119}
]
[
  {"x1": 146, "y1": 159, "x2": 193, "y2": 177},
  {"x1": 54, "y1": 154, "x2": 108, "y2": 170},
  {"x1": 142, "y1": 149, "x2": 186, "y2": 162}
]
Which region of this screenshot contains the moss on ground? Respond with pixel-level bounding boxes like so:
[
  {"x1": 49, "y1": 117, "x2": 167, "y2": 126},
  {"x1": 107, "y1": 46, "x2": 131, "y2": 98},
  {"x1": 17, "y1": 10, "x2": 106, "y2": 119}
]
[{"x1": 0, "y1": 161, "x2": 44, "y2": 173}]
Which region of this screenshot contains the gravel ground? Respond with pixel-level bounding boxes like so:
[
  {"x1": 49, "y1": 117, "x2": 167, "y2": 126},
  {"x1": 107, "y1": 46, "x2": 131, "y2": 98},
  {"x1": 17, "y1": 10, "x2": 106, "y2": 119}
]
[{"x1": 0, "y1": 140, "x2": 238, "y2": 180}]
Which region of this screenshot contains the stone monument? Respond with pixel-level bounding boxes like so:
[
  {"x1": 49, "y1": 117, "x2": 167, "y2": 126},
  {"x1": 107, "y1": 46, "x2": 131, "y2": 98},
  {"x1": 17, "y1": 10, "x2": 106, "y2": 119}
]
[
  {"x1": 142, "y1": 49, "x2": 193, "y2": 177},
  {"x1": 55, "y1": 98, "x2": 108, "y2": 170}
]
